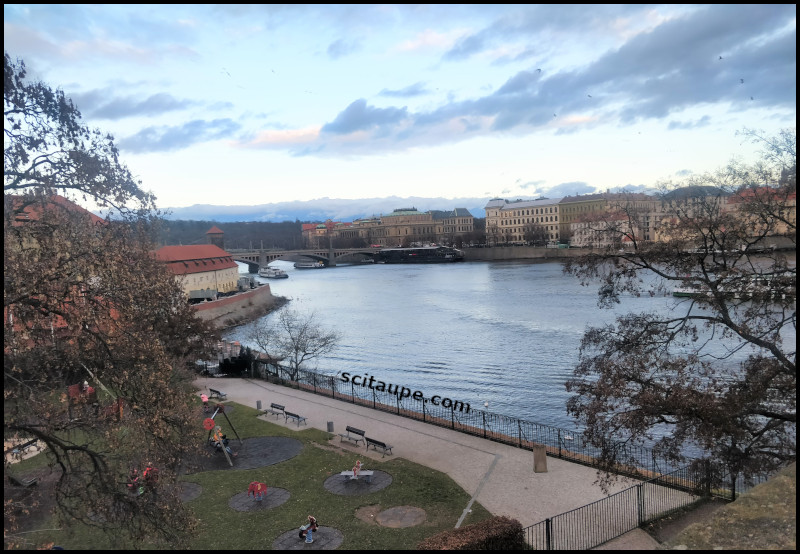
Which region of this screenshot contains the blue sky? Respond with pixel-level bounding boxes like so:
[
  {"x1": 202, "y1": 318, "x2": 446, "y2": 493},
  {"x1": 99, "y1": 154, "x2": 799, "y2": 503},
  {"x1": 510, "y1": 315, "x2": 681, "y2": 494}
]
[{"x1": 4, "y1": 4, "x2": 796, "y2": 212}]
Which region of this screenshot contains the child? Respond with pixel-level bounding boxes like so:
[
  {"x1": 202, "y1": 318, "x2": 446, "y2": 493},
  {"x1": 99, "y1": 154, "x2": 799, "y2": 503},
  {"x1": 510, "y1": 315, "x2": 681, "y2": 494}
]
[
  {"x1": 298, "y1": 515, "x2": 318, "y2": 541},
  {"x1": 200, "y1": 393, "x2": 209, "y2": 412}
]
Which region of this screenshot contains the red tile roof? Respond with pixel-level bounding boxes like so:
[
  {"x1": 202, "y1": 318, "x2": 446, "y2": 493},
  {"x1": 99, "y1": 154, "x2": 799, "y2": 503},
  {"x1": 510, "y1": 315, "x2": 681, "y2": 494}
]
[
  {"x1": 154, "y1": 245, "x2": 238, "y2": 275},
  {"x1": 8, "y1": 194, "x2": 106, "y2": 226},
  {"x1": 206, "y1": 225, "x2": 224, "y2": 234}
]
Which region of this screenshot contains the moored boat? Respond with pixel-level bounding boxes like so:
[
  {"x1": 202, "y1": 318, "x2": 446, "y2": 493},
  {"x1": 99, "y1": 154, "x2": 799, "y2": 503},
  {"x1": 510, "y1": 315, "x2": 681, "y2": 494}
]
[
  {"x1": 375, "y1": 246, "x2": 465, "y2": 264},
  {"x1": 294, "y1": 260, "x2": 326, "y2": 269},
  {"x1": 259, "y1": 266, "x2": 289, "y2": 279}
]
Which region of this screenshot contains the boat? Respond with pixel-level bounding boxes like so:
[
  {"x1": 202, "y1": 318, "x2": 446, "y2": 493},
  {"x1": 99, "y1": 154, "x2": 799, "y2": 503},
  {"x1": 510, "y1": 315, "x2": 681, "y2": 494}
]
[
  {"x1": 259, "y1": 266, "x2": 288, "y2": 279},
  {"x1": 374, "y1": 246, "x2": 465, "y2": 264},
  {"x1": 294, "y1": 260, "x2": 326, "y2": 269}
]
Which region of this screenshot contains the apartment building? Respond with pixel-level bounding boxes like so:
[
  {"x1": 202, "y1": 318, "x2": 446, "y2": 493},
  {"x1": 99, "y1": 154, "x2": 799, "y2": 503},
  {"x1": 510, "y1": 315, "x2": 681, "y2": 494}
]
[{"x1": 484, "y1": 197, "x2": 562, "y2": 245}]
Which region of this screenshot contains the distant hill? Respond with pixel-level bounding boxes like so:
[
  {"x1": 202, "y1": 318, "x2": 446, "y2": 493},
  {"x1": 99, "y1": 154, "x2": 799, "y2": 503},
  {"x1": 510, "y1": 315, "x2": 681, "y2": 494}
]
[{"x1": 162, "y1": 196, "x2": 494, "y2": 223}]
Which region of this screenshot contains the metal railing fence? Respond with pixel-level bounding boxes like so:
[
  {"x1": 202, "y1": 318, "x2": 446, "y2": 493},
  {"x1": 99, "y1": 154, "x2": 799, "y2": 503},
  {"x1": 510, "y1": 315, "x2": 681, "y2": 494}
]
[
  {"x1": 243, "y1": 355, "x2": 761, "y2": 502},
  {"x1": 518, "y1": 465, "x2": 707, "y2": 550}
]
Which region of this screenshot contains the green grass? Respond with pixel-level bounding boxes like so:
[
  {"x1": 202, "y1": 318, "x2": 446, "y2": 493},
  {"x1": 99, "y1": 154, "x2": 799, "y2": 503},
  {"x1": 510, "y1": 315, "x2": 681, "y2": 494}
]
[{"x1": 12, "y1": 401, "x2": 493, "y2": 549}]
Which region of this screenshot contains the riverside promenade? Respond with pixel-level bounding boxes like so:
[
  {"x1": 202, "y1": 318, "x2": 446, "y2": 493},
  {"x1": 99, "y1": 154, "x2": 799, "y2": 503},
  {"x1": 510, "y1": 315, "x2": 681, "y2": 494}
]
[{"x1": 194, "y1": 376, "x2": 660, "y2": 549}]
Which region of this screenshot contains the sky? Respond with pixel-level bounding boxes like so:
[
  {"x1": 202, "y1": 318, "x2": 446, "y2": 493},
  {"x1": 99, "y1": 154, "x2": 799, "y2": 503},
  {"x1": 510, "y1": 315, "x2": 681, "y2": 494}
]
[{"x1": 4, "y1": 4, "x2": 796, "y2": 213}]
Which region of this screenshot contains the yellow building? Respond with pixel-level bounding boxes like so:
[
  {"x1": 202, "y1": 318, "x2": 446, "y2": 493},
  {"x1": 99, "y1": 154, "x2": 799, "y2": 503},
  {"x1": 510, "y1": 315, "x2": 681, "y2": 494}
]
[
  {"x1": 484, "y1": 198, "x2": 562, "y2": 245},
  {"x1": 302, "y1": 208, "x2": 474, "y2": 248},
  {"x1": 154, "y1": 245, "x2": 240, "y2": 300}
]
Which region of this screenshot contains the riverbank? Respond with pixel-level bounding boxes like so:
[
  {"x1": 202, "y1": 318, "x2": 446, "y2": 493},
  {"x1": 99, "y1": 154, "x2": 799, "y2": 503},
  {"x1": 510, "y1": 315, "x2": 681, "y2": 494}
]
[{"x1": 192, "y1": 283, "x2": 287, "y2": 330}]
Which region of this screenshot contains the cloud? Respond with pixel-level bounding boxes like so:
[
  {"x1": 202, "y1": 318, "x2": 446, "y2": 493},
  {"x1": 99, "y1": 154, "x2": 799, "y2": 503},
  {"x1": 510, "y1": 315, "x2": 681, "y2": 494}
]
[
  {"x1": 117, "y1": 119, "x2": 240, "y2": 153},
  {"x1": 542, "y1": 181, "x2": 595, "y2": 197},
  {"x1": 327, "y1": 38, "x2": 360, "y2": 59},
  {"x1": 70, "y1": 90, "x2": 198, "y2": 119},
  {"x1": 379, "y1": 82, "x2": 430, "y2": 98},
  {"x1": 224, "y1": 5, "x2": 797, "y2": 157},
  {"x1": 320, "y1": 99, "x2": 409, "y2": 135},
  {"x1": 668, "y1": 115, "x2": 711, "y2": 130}
]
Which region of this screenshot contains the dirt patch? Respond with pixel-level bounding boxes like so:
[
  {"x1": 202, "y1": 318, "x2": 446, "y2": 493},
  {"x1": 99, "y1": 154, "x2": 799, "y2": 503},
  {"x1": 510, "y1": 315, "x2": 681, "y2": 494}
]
[
  {"x1": 314, "y1": 440, "x2": 349, "y2": 455},
  {"x1": 643, "y1": 497, "x2": 727, "y2": 543},
  {"x1": 376, "y1": 505, "x2": 427, "y2": 528},
  {"x1": 355, "y1": 504, "x2": 381, "y2": 525}
]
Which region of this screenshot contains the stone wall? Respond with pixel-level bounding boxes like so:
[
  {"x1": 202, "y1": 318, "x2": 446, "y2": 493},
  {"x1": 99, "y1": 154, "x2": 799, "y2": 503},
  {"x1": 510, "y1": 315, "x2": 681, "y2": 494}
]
[
  {"x1": 463, "y1": 246, "x2": 585, "y2": 262},
  {"x1": 192, "y1": 283, "x2": 285, "y2": 329}
]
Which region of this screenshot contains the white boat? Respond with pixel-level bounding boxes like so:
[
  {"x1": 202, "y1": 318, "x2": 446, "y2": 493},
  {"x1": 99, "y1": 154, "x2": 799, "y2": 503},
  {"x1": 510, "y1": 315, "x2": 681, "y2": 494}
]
[{"x1": 259, "y1": 266, "x2": 289, "y2": 279}]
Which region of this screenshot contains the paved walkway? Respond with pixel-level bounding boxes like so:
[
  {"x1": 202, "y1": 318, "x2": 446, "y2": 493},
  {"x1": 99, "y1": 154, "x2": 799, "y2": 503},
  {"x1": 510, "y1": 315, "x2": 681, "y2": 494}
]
[{"x1": 194, "y1": 377, "x2": 660, "y2": 550}]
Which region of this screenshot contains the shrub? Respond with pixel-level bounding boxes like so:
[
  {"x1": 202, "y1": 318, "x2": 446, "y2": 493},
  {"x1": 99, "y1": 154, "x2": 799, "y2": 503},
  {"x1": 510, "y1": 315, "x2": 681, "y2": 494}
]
[{"x1": 417, "y1": 515, "x2": 526, "y2": 550}]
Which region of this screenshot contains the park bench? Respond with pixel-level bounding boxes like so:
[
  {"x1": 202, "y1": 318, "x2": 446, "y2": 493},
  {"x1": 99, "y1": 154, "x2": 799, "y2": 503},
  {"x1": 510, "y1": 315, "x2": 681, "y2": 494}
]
[
  {"x1": 263, "y1": 403, "x2": 285, "y2": 419},
  {"x1": 338, "y1": 426, "x2": 366, "y2": 446},
  {"x1": 365, "y1": 437, "x2": 393, "y2": 458},
  {"x1": 339, "y1": 469, "x2": 374, "y2": 483},
  {"x1": 11, "y1": 438, "x2": 40, "y2": 456},
  {"x1": 208, "y1": 388, "x2": 227, "y2": 400},
  {"x1": 284, "y1": 411, "x2": 307, "y2": 427}
]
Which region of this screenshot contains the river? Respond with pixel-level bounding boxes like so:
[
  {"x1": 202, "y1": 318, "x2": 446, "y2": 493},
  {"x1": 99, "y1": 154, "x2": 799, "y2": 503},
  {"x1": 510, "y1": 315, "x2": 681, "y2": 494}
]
[{"x1": 226, "y1": 258, "x2": 768, "y2": 437}]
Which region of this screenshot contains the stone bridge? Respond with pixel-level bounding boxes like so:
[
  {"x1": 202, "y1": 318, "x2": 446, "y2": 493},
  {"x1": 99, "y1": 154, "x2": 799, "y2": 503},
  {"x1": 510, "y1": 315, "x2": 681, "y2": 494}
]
[{"x1": 229, "y1": 248, "x2": 379, "y2": 271}]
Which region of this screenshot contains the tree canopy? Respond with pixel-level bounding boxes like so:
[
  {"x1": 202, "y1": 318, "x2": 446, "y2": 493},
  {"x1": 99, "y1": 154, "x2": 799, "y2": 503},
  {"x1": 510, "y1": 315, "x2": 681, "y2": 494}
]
[
  {"x1": 564, "y1": 128, "x2": 796, "y2": 492},
  {"x1": 4, "y1": 52, "x2": 217, "y2": 548},
  {"x1": 248, "y1": 309, "x2": 341, "y2": 381}
]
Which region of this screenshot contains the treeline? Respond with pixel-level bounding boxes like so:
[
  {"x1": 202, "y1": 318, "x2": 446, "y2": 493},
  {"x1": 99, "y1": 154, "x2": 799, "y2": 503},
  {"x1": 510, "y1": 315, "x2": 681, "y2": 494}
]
[{"x1": 157, "y1": 219, "x2": 305, "y2": 250}]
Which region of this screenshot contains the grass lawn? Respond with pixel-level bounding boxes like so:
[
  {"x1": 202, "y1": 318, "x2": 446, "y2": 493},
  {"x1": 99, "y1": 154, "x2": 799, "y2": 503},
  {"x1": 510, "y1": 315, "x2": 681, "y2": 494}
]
[{"x1": 8, "y1": 401, "x2": 493, "y2": 550}]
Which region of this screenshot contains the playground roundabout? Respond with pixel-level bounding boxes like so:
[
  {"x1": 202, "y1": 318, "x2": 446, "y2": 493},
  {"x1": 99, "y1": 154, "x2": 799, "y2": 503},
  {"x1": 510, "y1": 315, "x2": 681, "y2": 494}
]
[{"x1": 272, "y1": 526, "x2": 344, "y2": 550}]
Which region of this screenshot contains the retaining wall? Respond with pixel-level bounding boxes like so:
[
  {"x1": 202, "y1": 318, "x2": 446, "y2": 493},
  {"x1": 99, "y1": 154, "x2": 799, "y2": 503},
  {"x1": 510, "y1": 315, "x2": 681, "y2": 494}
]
[{"x1": 193, "y1": 284, "x2": 283, "y2": 328}]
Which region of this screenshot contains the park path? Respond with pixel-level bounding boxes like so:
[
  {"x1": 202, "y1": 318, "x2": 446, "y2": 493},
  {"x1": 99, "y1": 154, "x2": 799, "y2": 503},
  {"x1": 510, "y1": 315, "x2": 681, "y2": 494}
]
[{"x1": 195, "y1": 376, "x2": 660, "y2": 549}]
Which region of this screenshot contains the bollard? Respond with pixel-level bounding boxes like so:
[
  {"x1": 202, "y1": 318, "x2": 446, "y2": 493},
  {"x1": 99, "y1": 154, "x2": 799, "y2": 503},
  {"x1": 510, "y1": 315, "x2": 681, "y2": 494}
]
[
  {"x1": 256, "y1": 400, "x2": 262, "y2": 410},
  {"x1": 533, "y1": 444, "x2": 548, "y2": 473},
  {"x1": 327, "y1": 421, "x2": 334, "y2": 433}
]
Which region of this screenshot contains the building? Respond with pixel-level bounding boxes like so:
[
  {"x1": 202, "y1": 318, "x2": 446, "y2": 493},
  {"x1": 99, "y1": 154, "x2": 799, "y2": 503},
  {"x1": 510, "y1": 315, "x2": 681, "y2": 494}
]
[
  {"x1": 557, "y1": 194, "x2": 607, "y2": 242},
  {"x1": 154, "y1": 245, "x2": 239, "y2": 301},
  {"x1": 5, "y1": 194, "x2": 110, "y2": 339},
  {"x1": 484, "y1": 198, "x2": 563, "y2": 245},
  {"x1": 206, "y1": 225, "x2": 225, "y2": 249},
  {"x1": 301, "y1": 208, "x2": 475, "y2": 248}
]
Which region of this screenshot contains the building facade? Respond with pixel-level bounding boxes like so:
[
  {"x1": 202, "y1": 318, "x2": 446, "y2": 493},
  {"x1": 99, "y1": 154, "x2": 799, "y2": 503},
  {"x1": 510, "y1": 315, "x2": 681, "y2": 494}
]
[
  {"x1": 484, "y1": 198, "x2": 563, "y2": 245},
  {"x1": 301, "y1": 208, "x2": 474, "y2": 248},
  {"x1": 154, "y1": 245, "x2": 239, "y2": 299}
]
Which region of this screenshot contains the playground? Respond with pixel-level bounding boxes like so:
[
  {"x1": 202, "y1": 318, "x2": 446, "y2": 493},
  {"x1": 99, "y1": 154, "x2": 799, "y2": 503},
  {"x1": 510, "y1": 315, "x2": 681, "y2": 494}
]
[{"x1": 6, "y1": 398, "x2": 493, "y2": 550}]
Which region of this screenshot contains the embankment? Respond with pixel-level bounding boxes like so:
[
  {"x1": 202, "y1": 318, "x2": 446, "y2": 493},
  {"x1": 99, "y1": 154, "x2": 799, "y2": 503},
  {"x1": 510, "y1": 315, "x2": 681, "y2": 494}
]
[
  {"x1": 462, "y1": 246, "x2": 584, "y2": 262},
  {"x1": 193, "y1": 284, "x2": 286, "y2": 329}
]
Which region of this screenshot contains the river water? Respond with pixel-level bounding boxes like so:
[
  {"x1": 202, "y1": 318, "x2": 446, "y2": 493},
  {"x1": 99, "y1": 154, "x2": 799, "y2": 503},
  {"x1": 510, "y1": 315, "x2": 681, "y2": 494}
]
[{"x1": 226, "y1": 258, "x2": 720, "y2": 434}]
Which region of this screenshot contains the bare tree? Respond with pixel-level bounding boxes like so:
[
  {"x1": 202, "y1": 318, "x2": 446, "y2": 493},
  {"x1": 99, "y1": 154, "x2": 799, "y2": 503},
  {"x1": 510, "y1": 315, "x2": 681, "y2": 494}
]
[
  {"x1": 523, "y1": 222, "x2": 549, "y2": 246},
  {"x1": 4, "y1": 52, "x2": 217, "y2": 549},
  {"x1": 564, "y1": 129, "x2": 796, "y2": 493},
  {"x1": 248, "y1": 309, "x2": 341, "y2": 380}
]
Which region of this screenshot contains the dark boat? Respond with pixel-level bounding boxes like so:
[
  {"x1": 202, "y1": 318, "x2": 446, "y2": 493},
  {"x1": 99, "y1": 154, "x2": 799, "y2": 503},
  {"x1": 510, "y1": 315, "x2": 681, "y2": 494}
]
[
  {"x1": 374, "y1": 246, "x2": 465, "y2": 264},
  {"x1": 294, "y1": 260, "x2": 326, "y2": 269}
]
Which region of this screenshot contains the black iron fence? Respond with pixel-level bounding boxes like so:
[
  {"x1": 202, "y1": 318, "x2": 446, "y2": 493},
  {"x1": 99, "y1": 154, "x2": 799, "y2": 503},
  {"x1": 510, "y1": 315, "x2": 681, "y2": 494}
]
[
  {"x1": 217, "y1": 343, "x2": 763, "y2": 500},
  {"x1": 518, "y1": 465, "x2": 709, "y2": 550}
]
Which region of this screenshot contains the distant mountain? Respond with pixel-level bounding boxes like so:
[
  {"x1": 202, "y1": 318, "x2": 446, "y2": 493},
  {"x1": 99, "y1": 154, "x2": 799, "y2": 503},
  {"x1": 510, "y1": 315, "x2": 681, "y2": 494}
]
[{"x1": 162, "y1": 196, "x2": 494, "y2": 222}]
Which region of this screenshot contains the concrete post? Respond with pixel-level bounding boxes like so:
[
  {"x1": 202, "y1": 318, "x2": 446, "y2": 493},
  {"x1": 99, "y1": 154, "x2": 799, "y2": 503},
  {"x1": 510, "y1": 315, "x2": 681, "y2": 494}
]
[{"x1": 533, "y1": 444, "x2": 548, "y2": 473}]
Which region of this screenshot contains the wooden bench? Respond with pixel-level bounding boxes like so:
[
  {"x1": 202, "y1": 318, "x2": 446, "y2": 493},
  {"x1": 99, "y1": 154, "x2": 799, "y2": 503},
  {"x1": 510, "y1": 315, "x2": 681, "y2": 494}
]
[
  {"x1": 284, "y1": 411, "x2": 307, "y2": 427},
  {"x1": 339, "y1": 470, "x2": 374, "y2": 483},
  {"x1": 338, "y1": 426, "x2": 365, "y2": 446},
  {"x1": 263, "y1": 403, "x2": 285, "y2": 419},
  {"x1": 208, "y1": 388, "x2": 227, "y2": 400},
  {"x1": 12, "y1": 438, "x2": 40, "y2": 456},
  {"x1": 365, "y1": 437, "x2": 393, "y2": 457}
]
